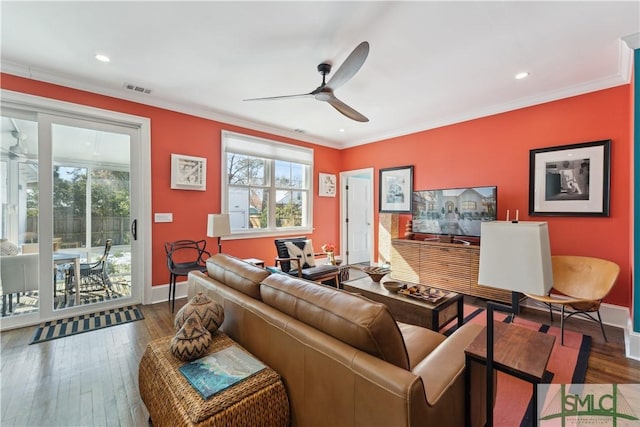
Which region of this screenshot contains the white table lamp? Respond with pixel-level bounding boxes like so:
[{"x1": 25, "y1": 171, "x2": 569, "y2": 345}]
[
  {"x1": 477, "y1": 220, "x2": 553, "y2": 426},
  {"x1": 207, "y1": 214, "x2": 231, "y2": 253}
]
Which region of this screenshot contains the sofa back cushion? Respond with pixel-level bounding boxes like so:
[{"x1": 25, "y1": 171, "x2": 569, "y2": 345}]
[
  {"x1": 260, "y1": 274, "x2": 411, "y2": 370},
  {"x1": 206, "y1": 254, "x2": 270, "y2": 300}
]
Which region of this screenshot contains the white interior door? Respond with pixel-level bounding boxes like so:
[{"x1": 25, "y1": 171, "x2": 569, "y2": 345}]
[{"x1": 341, "y1": 169, "x2": 373, "y2": 265}]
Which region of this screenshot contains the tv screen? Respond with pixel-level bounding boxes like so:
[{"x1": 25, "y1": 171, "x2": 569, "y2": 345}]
[{"x1": 412, "y1": 186, "x2": 497, "y2": 237}]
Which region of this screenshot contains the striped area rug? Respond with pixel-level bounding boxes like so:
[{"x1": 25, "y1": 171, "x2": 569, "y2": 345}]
[
  {"x1": 30, "y1": 305, "x2": 144, "y2": 344},
  {"x1": 442, "y1": 304, "x2": 591, "y2": 427}
]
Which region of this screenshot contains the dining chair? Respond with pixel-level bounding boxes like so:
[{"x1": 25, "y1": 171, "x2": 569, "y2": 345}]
[
  {"x1": 165, "y1": 239, "x2": 211, "y2": 312},
  {"x1": 0, "y1": 253, "x2": 39, "y2": 316},
  {"x1": 66, "y1": 239, "x2": 113, "y2": 302},
  {"x1": 524, "y1": 255, "x2": 620, "y2": 345}
]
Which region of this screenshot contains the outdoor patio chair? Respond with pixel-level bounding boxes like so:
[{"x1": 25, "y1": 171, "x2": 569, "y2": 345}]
[{"x1": 66, "y1": 239, "x2": 113, "y2": 301}]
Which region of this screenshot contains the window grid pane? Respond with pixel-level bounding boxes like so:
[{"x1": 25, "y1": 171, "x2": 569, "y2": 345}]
[{"x1": 224, "y1": 133, "x2": 311, "y2": 233}]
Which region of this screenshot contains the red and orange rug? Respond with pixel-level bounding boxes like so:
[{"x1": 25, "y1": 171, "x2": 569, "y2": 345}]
[{"x1": 443, "y1": 305, "x2": 590, "y2": 427}]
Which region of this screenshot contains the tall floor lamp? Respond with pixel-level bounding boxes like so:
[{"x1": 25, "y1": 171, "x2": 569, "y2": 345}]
[
  {"x1": 478, "y1": 221, "x2": 554, "y2": 426},
  {"x1": 207, "y1": 214, "x2": 231, "y2": 253}
]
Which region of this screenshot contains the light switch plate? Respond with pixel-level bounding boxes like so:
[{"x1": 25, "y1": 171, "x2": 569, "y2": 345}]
[{"x1": 154, "y1": 213, "x2": 173, "y2": 223}]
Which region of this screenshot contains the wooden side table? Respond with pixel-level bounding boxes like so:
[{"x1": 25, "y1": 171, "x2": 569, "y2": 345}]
[
  {"x1": 464, "y1": 321, "x2": 555, "y2": 426},
  {"x1": 139, "y1": 332, "x2": 289, "y2": 427},
  {"x1": 243, "y1": 258, "x2": 265, "y2": 268}
]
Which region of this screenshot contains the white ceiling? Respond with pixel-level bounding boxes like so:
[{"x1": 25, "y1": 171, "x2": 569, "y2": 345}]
[{"x1": 1, "y1": 1, "x2": 639, "y2": 149}]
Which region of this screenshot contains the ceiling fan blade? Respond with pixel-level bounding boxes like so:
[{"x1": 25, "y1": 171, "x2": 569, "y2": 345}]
[
  {"x1": 325, "y1": 41, "x2": 369, "y2": 91},
  {"x1": 326, "y1": 96, "x2": 369, "y2": 122},
  {"x1": 243, "y1": 93, "x2": 313, "y2": 102}
]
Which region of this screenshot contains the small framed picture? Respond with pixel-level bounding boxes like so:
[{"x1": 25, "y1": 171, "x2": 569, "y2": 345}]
[
  {"x1": 379, "y1": 165, "x2": 413, "y2": 213},
  {"x1": 171, "y1": 154, "x2": 207, "y2": 191},
  {"x1": 529, "y1": 140, "x2": 611, "y2": 216},
  {"x1": 319, "y1": 173, "x2": 337, "y2": 197}
]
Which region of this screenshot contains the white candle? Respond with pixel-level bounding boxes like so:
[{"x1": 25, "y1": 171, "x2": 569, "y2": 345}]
[
  {"x1": 506, "y1": 210, "x2": 510, "y2": 222},
  {"x1": 516, "y1": 210, "x2": 519, "y2": 221}
]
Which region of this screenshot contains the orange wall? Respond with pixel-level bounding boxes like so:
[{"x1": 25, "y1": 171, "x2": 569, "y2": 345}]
[
  {"x1": 1, "y1": 73, "x2": 342, "y2": 287},
  {"x1": 2, "y1": 74, "x2": 632, "y2": 308},
  {"x1": 342, "y1": 85, "x2": 632, "y2": 307}
]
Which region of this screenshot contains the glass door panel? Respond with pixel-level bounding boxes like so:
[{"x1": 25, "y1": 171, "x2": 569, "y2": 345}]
[
  {"x1": 1, "y1": 114, "x2": 40, "y2": 320},
  {"x1": 51, "y1": 122, "x2": 132, "y2": 311}
]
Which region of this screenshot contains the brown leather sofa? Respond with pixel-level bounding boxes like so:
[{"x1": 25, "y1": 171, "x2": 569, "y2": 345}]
[{"x1": 188, "y1": 253, "x2": 488, "y2": 427}]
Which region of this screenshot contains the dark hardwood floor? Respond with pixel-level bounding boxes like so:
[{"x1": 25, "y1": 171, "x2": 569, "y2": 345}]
[{"x1": 1, "y1": 293, "x2": 638, "y2": 426}]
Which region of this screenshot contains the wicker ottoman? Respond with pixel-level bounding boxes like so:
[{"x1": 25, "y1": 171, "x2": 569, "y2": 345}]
[{"x1": 139, "y1": 332, "x2": 290, "y2": 427}]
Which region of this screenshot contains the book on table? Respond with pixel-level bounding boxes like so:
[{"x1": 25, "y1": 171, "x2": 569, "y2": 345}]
[{"x1": 179, "y1": 345, "x2": 267, "y2": 400}]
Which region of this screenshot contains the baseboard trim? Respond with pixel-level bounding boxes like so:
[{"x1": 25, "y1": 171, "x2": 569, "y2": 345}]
[
  {"x1": 150, "y1": 282, "x2": 188, "y2": 305},
  {"x1": 522, "y1": 298, "x2": 638, "y2": 359},
  {"x1": 625, "y1": 318, "x2": 640, "y2": 361}
]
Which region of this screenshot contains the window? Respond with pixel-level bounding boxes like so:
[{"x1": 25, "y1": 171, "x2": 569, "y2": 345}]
[
  {"x1": 461, "y1": 201, "x2": 477, "y2": 210},
  {"x1": 222, "y1": 131, "x2": 313, "y2": 236}
]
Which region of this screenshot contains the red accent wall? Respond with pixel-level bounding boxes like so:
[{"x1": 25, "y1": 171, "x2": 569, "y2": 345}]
[
  {"x1": 1, "y1": 73, "x2": 341, "y2": 288},
  {"x1": 341, "y1": 85, "x2": 632, "y2": 307},
  {"x1": 2, "y1": 74, "x2": 632, "y2": 307}
]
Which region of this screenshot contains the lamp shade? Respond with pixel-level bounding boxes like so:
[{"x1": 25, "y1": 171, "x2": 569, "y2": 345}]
[
  {"x1": 478, "y1": 221, "x2": 553, "y2": 295},
  {"x1": 207, "y1": 214, "x2": 231, "y2": 238}
]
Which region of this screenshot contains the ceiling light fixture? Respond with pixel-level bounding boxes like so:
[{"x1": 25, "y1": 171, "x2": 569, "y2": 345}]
[
  {"x1": 515, "y1": 71, "x2": 529, "y2": 80},
  {"x1": 339, "y1": 129, "x2": 345, "y2": 133},
  {"x1": 95, "y1": 54, "x2": 111, "y2": 63}
]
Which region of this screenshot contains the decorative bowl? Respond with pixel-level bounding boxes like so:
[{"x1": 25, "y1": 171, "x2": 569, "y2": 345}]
[
  {"x1": 382, "y1": 281, "x2": 404, "y2": 293},
  {"x1": 362, "y1": 266, "x2": 391, "y2": 282}
]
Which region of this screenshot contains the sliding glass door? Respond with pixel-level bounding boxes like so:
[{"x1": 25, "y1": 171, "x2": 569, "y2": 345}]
[{"x1": 1, "y1": 101, "x2": 147, "y2": 329}]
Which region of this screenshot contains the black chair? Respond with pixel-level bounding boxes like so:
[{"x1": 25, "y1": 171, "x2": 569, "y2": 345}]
[
  {"x1": 165, "y1": 239, "x2": 211, "y2": 312},
  {"x1": 274, "y1": 237, "x2": 340, "y2": 287},
  {"x1": 66, "y1": 239, "x2": 113, "y2": 303}
]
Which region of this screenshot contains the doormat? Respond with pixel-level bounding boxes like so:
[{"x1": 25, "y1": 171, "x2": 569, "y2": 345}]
[
  {"x1": 30, "y1": 305, "x2": 144, "y2": 344},
  {"x1": 442, "y1": 304, "x2": 591, "y2": 427}
]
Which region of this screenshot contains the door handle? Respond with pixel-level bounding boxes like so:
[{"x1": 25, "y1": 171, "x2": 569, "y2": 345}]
[{"x1": 131, "y1": 219, "x2": 137, "y2": 241}]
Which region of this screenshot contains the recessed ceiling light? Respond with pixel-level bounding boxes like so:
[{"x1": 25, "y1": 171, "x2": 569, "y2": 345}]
[
  {"x1": 339, "y1": 129, "x2": 345, "y2": 133},
  {"x1": 95, "y1": 54, "x2": 111, "y2": 63},
  {"x1": 515, "y1": 71, "x2": 529, "y2": 80}
]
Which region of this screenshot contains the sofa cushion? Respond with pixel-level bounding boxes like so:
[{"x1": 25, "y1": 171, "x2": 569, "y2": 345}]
[
  {"x1": 206, "y1": 254, "x2": 270, "y2": 300},
  {"x1": 260, "y1": 274, "x2": 411, "y2": 370}
]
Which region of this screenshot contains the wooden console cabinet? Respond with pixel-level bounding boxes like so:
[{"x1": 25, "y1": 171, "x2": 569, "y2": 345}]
[{"x1": 390, "y1": 238, "x2": 512, "y2": 303}]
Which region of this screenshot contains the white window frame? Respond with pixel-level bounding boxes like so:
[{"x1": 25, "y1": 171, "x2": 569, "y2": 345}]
[{"x1": 221, "y1": 130, "x2": 313, "y2": 239}]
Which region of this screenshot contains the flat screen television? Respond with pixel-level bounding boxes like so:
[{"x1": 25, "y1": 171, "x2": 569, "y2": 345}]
[{"x1": 412, "y1": 186, "x2": 497, "y2": 238}]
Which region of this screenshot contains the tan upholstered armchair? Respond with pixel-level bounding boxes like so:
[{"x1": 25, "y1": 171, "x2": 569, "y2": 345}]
[{"x1": 524, "y1": 255, "x2": 620, "y2": 345}]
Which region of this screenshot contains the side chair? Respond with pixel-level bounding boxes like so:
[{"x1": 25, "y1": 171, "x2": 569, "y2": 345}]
[
  {"x1": 524, "y1": 255, "x2": 620, "y2": 345},
  {"x1": 274, "y1": 237, "x2": 340, "y2": 288},
  {"x1": 165, "y1": 239, "x2": 211, "y2": 312}
]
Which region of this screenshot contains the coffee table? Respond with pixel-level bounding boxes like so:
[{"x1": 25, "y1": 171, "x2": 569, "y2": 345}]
[{"x1": 341, "y1": 276, "x2": 463, "y2": 331}]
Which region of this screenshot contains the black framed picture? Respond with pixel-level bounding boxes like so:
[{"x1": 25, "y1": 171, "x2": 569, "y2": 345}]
[
  {"x1": 529, "y1": 140, "x2": 611, "y2": 217},
  {"x1": 379, "y1": 165, "x2": 413, "y2": 213}
]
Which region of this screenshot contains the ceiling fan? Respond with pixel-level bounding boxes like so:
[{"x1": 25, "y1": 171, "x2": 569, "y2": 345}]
[
  {"x1": 1, "y1": 130, "x2": 29, "y2": 160},
  {"x1": 244, "y1": 41, "x2": 370, "y2": 122}
]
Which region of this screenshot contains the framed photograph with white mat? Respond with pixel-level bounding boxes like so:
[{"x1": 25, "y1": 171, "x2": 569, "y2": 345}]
[
  {"x1": 171, "y1": 154, "x2": 207, "y2": 191},
  {"x1": 319, "y1": 173, "x2": 336, "y2": 197},
  {"x1": 529, "y1": 140, "x2": 611, "y2": 216},
  {"x1": 379, "y1": 165, "x2": 413, "y2": 213}
]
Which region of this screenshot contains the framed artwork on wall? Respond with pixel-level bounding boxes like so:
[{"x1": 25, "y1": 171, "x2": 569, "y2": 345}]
[
  {"x1": 529, "y1": 140, "x2": 611, "y2": 217},
  {"x1": 171, "y1": 154, "x2": 207, "y2": 191},
  {"x1": 319, "y1": 173, "x2": 337, "y2": 197},
  {"x1": 379, "y1": 165, "x2": 413, "y2": 213}
]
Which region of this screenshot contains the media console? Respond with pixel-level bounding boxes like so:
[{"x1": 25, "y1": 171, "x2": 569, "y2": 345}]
[{"x1": 390, "y1": 238, "x2": 512, "y2": 303}]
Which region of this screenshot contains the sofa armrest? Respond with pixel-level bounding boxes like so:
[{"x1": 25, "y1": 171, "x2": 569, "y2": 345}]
[{"x1": 411, "y1": 323, "x2": 483, "y2": 406}]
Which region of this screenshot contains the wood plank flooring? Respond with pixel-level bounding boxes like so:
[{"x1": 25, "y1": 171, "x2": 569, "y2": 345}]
[{"x1": 1, "y1": 295, "x2": 638, "y2": 426}]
